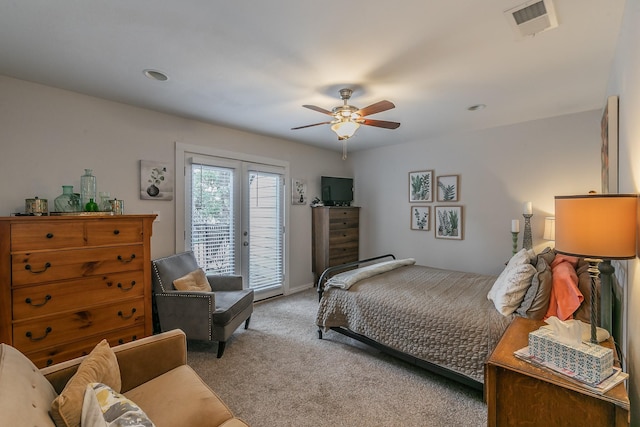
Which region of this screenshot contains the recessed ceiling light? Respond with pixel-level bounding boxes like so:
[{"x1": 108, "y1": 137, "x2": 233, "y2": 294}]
[
  {"x1": 467, "y1": 104, "x2": 486, "y2": 111},
  {"x1": 143, "y1": 69, "x2": 169, "y2": 81}
]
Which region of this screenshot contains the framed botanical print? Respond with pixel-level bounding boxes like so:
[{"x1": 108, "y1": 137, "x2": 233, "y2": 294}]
[
  {"x1": 140, "y1": 160, "x2": 173, "y2": 201},
  {"x1": 408, "y1": 170, "x2": 433, "y2": 202},
  {"x1": 292, "y1": 178, "x2": 307, "y2": 205},
  {"x1": 436, "y1": 175, "x2": 459, "y2": 202},
  {"x1": 410, "y1": 206, "x2": 430, "y2": 231},
  {"x1": 435, "y1": 206, "x2": 463, "y2": 240}
]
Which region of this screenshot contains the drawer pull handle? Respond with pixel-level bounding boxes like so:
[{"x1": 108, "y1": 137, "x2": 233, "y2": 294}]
[
  {"x1": 113, "y1": 229, "x2": 120, "y2": 235},
  {"x1": 118, "y1": 308, "x2": 137, "y2": 319},
  {"x1": 46, "y1": 233, "x2": 54, "y2": 239},
  {"x1": 26, "y1": 327, "x2": 52, "y2": 342},
  {"x1": 117, "y1": 281, "x2": 136, "y2": 291},
  {"x1": 46, "y1": 359, "x2": 53, "y2": 366},
  {"x1": 118, "y1": 335, "x2": 138, "y2": 345},
  {"x1": 25, "y1": 262, "x2": 51, "y2": 274},
  {"x1": 117, "y1": 254, "x2": 136, "y2": 263},
  {"x1": 25, "y1": 295, "x2": 52, "y2": 307}
]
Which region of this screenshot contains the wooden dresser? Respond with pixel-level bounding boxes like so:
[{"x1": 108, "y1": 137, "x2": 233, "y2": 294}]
[
  {"x1": 485, "y1": 317, "x2": 629, "y2": 427},
  {"x1": 0, "y1": 214, "x2": 156, "y2": 368},
  {"x1": 311, "y1": 206, "x2": 359, "y2": 284}
]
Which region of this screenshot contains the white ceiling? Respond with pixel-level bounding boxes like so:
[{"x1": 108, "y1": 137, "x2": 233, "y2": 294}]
[{"x1": 0, "y1": 0, "x2": 626, "y2": 154}]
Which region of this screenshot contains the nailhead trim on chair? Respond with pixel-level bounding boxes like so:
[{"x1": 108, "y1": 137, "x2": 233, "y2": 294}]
[{"x1": 154, "y1": 293, "x2": 214, "y2": 340}]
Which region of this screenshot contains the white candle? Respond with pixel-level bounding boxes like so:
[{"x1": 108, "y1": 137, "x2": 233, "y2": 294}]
[
  {"x1": 511, "y1": 219, "x2": 520, "y2": 233},
  {"x1": 524, "y1": 201, "x2": 532, "y2": 215}
]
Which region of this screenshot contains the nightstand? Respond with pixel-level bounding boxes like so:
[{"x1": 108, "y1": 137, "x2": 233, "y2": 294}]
[{"x1": 485, "y1": 317, "x2": 629, "y2": 427}]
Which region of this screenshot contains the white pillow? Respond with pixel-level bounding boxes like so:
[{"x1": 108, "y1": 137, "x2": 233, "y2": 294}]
[
  {"x1": 487, "y1": 248, "x2": 537, "y2": 316},
  {"x1": 81, "y1": 383, "x2": 155, "y2": 427}
]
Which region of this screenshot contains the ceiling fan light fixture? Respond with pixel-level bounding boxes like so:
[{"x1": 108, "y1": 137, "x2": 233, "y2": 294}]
[{"x1": 331, "y1": 120, "x2": 360, "y2": 139}]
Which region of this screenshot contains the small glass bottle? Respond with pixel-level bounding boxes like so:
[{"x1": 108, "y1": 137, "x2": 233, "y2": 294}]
[
  {"x1": 80, "y1": 169, "x2": 97, "y2": 209},
  {"x1": 85, "y1": 198, "x2": 99, "y2": 212}
]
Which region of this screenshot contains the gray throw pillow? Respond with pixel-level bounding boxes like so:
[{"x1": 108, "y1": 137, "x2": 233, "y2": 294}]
[{"x1": 516, "y1": 257, "x2": 552, "y2": 320}]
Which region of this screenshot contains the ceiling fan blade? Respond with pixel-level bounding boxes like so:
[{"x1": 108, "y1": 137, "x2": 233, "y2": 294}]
[
  {"x1": 291, "y1": 121, "x2": 333, "y2": 130},
  {"x1": 303, "y1": 105, "x2": 334, "y2": 116},
  {"x1": 356, "y1": 100, "x2": 395, "y2": 117},
  {"x1": 361, "y1": 119, "x2": 401, "y2": 129}
]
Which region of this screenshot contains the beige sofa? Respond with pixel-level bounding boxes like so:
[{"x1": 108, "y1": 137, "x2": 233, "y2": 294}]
[{"x1": 0, "y1": 329, "x2": 249, "y2": 427}]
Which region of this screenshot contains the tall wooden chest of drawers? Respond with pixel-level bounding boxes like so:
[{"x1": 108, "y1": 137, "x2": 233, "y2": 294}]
[
  {"x1": 311, "y1": 206, "x2": 359, "y2": 284},
  {"x1": 0, "y1": 214, "x2": 156, "y2": 367}
]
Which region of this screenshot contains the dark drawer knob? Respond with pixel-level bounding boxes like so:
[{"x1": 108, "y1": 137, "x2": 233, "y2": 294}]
[
  {"x1": 117, "y1": 254, "x2": 136, "y2": 263},
  {"x1": 26, "y1": 326, "x2": 52, "y2": 341},
  {"x1": 46, "y1": 233, "x2": 54, "y2": 239},
  {"x1": 113, "y1": 229, "x2": 120, "y2": 235},
  {"x1": 25, "y1": 262, "x2": 51, "y2": 274},
  {"x1": 118, "y1": 308, "x2": 137, "y2": 319},
  {"x1": 25, "y1": 294, "x2": 52, "y2": 307}
]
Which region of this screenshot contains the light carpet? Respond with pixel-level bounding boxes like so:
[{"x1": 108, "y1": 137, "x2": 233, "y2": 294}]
[{"x1": 186, "y1": 287, "x2": 486, "y2": 427}]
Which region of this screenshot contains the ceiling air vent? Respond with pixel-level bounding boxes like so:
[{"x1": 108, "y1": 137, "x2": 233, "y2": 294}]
[{"x1": 504, "y1": 0, "x2": 558, "y2": 39}]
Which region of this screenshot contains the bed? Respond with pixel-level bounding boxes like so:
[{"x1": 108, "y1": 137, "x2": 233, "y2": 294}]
[{"x1": 315, "y1": 250, "x2": 598, "y2": 390}]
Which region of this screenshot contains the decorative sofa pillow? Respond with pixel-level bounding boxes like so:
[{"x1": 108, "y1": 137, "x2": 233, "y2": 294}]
[
  {"x1": 173, "y1": 268, "x2": 212, "y2": 292},
  {"x1": 82, "y1": 382, "x2": 155, "y2": 427},
  {"x1": 50, "y1": 340, "x2": 121, "y2": 427},
  {"x1": 0, "y1": 343, "x2": 59, "y2": 427}
]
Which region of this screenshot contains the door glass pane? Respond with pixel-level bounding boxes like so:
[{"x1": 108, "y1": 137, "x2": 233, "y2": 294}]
[
  {"x1": 190, "y1": 163, "x2": 235, "y2": 275},
  {"x1": 247, "y1": 171, "x2": 283, "y2": 290}
]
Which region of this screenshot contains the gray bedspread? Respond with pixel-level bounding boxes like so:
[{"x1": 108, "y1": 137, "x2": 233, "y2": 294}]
[{"x1": 316, "y1": 264, "x2": 514, "y2": 383}]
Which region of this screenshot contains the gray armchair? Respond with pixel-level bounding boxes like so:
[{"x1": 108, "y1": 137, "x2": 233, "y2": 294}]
[{"x1": 151, "y1": 251, "x2": 254, "y2": 357}]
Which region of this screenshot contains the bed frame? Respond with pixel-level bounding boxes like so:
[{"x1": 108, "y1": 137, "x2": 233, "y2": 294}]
[{"x1": 315, "y1": 254, "x2": 483, "y2": 391}]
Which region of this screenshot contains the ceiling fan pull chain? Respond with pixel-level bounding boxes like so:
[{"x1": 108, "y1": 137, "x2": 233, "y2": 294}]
[{"x1": 342, "y1": 141, "x2": 348, "y2": 160}]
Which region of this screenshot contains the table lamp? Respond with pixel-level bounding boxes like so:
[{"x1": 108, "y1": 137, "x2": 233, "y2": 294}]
[{"x1": 554, "y1": 194, "x2": 637, "y2": 343}]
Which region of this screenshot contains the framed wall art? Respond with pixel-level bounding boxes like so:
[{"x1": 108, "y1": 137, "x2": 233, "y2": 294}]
[
  {"x1": 292, "y1": 178, "x2": 307, "y2": 205},
  {"x1": 408, "y1": 170, "x2": 433, "y2": 202},
  {"x1": 601, "y1": 95, "x2": 619, "y2": 194},
  {"x1": 436, "y1": 175, "x2": 459, "y2": 202},
  {"x1": 410, "y1": 206, "x2": 430, "y2": 231},
  {"x1": 140, "y1": 160, "x2": 173, "y2": 201},
  {"x1": 435, "y1": 206, "x2": 463, "y2": 240}
]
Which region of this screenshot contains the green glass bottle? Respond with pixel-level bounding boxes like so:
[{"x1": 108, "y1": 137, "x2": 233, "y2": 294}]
[{"x1": 85, "y1": 198, "x2": 99, "y2": 212}]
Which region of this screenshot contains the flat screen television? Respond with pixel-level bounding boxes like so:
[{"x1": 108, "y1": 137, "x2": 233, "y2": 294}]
[{"x1": 321, "y1": 176, "x2": 354, "y2": 206}]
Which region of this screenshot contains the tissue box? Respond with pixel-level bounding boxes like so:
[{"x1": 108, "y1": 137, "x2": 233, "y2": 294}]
[{"x1": 528, "y1": 327, "x2": 613, "y2": 385}]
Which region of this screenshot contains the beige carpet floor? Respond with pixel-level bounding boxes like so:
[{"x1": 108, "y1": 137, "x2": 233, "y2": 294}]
[{"x1": 186, "y1": 288, "x2": 486, "y2": 427}]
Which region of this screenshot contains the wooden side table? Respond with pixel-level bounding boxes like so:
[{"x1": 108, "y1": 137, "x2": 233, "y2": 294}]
[{"x1": 485, "y1": 317, "x2": 629, "y2": 427}]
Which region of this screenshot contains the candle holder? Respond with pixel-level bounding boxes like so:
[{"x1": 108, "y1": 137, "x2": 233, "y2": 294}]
[
  {"x1": 522, "y1": 213, "x2": 533, "y2": 250},
  {"x1": 511, "y1": 231, "x2": 519, "y2": 255}
]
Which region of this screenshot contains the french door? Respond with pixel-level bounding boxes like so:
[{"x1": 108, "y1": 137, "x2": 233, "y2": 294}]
[{"x1": 186, "y1": 155, "x2": 285, "y2": 299}]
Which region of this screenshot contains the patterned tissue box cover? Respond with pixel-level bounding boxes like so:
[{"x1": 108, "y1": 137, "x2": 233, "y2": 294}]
[{"x1": 528, "y1": 327, "x2": 614, "y2": 385}]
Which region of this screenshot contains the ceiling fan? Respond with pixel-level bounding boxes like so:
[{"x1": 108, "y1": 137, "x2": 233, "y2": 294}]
[{"x1": 291, "y1": 88, "x2": 400, "y2": 159}]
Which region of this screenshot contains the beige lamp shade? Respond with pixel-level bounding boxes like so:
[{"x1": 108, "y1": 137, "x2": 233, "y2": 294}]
[
  {"x1": 543, "y1": 217, "x2": 555, "y2": 241},
  {"x1": 554, "y1": 194, "x2": 637, "y2": 259}
]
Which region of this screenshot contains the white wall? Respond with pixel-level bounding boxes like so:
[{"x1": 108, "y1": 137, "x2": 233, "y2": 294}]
[
  {"x1": 352, "y1": 111, "x2": 601, "y2": 275},
  {"x1": 607, "y1": 1, "x2": 640, "y2": 424},
  {"x1": 0, "y1": 75, "x2": 351, "y2": 292}
]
